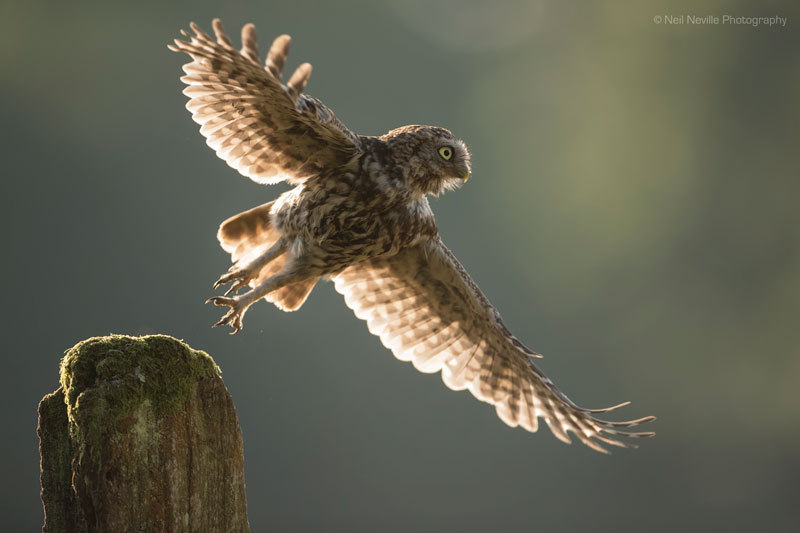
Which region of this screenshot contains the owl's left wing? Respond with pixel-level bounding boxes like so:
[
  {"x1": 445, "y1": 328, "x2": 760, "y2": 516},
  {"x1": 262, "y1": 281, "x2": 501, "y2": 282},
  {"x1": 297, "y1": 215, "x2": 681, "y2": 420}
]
[
  {"x1": 170, "y1": 19, "x2": 361, "y2": 185},
  {"x1": 334, "y1": 238, "x2": 654, "y2": 453}
]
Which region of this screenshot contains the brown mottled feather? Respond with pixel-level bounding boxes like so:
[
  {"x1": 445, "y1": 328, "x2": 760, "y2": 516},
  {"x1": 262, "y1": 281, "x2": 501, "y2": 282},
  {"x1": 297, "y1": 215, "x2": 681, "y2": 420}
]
[
  {"x1": 169, "y1": 19, "x2": 361, "y2": 185},
  {"x1": 217, "y1": 202, "x2": 275, "y2": 259},
  {"x1": 217, "y1": 202, "x2": 317, "y2": 311},
  {"x1": 266, "y1": 34, "x2": 291, "y2": 79},
  {"x1": 334, "y1": 238, "x2": 655, "y2": 453}
]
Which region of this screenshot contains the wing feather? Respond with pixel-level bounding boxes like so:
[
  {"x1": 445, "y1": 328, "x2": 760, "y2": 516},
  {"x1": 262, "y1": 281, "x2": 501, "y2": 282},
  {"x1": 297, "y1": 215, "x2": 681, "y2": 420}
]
[
  {"x1": 334, "y1": 238, "x2": 655, "y2": 452},
  {"x1": 170, "y1": 19, "x2": 361, "y2": 185}
]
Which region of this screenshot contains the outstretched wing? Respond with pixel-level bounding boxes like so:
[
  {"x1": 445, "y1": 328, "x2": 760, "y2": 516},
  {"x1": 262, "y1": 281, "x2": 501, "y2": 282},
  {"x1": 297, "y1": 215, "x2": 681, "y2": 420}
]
[
  {"x1": 170, "y1": 19, "x2": 361, "y2": 184},
  {"x1": 333, "y1": 238, "x2": 655, "y2": 453}
]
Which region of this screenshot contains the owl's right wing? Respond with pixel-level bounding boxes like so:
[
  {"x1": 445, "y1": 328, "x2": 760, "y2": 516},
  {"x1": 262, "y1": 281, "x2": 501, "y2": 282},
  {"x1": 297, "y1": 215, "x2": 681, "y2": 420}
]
[
  {"x1": 334, "y1": 238, "x2": 655, "y2": 453},
  {"x1": 170, "y1": 19, "x2": 361, "y2": 185}
]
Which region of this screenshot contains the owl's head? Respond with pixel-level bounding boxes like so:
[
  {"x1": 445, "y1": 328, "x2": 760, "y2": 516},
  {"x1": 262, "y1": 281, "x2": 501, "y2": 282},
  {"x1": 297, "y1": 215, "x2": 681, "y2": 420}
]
[{"x1": 382, "y1": 125, "x2": 471, "y2": 197}]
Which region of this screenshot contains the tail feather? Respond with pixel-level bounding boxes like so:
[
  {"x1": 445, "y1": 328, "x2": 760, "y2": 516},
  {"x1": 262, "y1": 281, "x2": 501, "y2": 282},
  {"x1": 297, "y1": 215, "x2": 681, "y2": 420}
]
[
  {"x1": 266, "y1": 277, "x2": 318, "y2": 311},
  {"x1": 217, "y1": 202, "x2": 277, "y2": 262},
  {"x1": 217, "y1": 202, "x2": 318, "y2": 311}
]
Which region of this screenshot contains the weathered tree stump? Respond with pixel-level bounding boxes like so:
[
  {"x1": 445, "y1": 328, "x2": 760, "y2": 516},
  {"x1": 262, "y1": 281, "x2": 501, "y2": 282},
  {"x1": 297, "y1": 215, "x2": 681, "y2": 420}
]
[{"x1": 38, "y1": 335, "x2": 249, "y2": 532}]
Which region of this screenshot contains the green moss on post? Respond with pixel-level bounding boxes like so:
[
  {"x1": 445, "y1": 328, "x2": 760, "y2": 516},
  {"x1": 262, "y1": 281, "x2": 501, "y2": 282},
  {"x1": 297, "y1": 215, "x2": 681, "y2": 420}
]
[
  {"x1": 39, "y1": 388, "x2": 86, "y2": 532},
  {"x1": 38, "y1": 335, "x2": 249, "y2": 532}
]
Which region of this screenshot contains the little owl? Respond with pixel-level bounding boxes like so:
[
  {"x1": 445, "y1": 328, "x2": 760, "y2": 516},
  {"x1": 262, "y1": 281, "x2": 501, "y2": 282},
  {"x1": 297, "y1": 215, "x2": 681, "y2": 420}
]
[{"x1": 170, "y1": 19, "x2": 654, "y2": 452}]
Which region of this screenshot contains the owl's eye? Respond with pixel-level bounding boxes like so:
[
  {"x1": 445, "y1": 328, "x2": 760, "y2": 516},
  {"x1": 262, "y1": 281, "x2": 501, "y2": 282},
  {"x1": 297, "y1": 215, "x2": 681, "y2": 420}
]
[{"x1": 438, "y1": 146, "x2": 454, "y2": 160}]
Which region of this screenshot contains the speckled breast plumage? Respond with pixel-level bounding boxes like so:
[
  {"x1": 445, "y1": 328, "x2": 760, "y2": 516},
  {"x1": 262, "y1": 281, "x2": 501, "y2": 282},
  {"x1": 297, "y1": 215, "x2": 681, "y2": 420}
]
[{"x1": 272, "y1": 147, "x2": 438, "y2": 274}]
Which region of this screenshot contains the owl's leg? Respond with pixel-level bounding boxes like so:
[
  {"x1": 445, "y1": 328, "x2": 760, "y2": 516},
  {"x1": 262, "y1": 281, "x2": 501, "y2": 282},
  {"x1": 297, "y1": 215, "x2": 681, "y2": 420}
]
[
  {"x1": 213, "y1": 238, "x2": 287, "y2": 296},
  {"x1": 207, "y1": 259, "x2": 321, "y2": 334}
]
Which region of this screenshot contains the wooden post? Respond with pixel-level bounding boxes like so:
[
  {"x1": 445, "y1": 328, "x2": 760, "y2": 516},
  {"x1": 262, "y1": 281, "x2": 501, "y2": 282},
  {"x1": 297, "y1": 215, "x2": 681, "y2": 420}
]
[{"x1": 38, "y1": 335, "x2": 249, "y2": 532}]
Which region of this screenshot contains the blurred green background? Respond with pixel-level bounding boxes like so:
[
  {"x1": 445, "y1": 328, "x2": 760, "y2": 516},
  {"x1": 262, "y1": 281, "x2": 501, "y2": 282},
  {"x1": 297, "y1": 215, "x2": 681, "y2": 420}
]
[{"x1": 2, "y1": 0, "x2": 799, "y2": 530}]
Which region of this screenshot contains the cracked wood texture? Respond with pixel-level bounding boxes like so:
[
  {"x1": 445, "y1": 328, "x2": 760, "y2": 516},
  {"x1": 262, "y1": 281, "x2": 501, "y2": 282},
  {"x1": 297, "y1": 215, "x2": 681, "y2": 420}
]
[{"x1": 38, "y1": 335, "x2": 249, "y2": 532}]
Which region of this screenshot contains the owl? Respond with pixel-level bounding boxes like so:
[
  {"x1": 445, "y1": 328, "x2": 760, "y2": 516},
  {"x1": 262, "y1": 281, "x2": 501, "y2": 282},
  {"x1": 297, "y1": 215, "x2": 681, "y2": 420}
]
[{"x1": 170, "y1": 19, "x2": 654, "y2": 452}]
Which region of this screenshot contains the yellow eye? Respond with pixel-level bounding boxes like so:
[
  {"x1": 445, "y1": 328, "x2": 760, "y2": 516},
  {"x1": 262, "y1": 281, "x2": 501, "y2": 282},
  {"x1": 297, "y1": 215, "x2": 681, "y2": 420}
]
[{"x1": 438, "y1": 146, "x2": 453, "y2": 160}]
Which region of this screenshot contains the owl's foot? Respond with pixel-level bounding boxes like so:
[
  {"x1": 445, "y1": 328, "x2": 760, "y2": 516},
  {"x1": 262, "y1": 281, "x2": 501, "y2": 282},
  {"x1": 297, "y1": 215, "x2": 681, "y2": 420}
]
[
  {"x1": 213, "y1": 239, "x2": 288, "y2": 295},
  {"x1": 213, "y1": 265, "x2": 258, "y2": 296},
  {"x1": 206, "y1": 295, "x2": 253, "y2": 334}
]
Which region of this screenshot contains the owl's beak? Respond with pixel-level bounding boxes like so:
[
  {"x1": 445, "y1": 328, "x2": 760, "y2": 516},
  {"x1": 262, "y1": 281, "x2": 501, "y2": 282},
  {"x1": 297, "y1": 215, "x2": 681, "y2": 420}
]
[{"x1": 458, "y1": 168, "x2": 470, "y2": 182}]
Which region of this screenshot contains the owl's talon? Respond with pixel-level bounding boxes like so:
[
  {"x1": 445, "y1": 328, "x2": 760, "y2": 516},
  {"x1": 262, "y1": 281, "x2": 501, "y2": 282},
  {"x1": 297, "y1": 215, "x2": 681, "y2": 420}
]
[
  {"x1": 207, "y1": 295, "x2": 247, "y2": 334},
  {"x1": 223, "y1": 279, "x2": 249, "y2": 296},
  {"x1": 213, "y1": 265, "x2": 257, "y2": 292}
]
